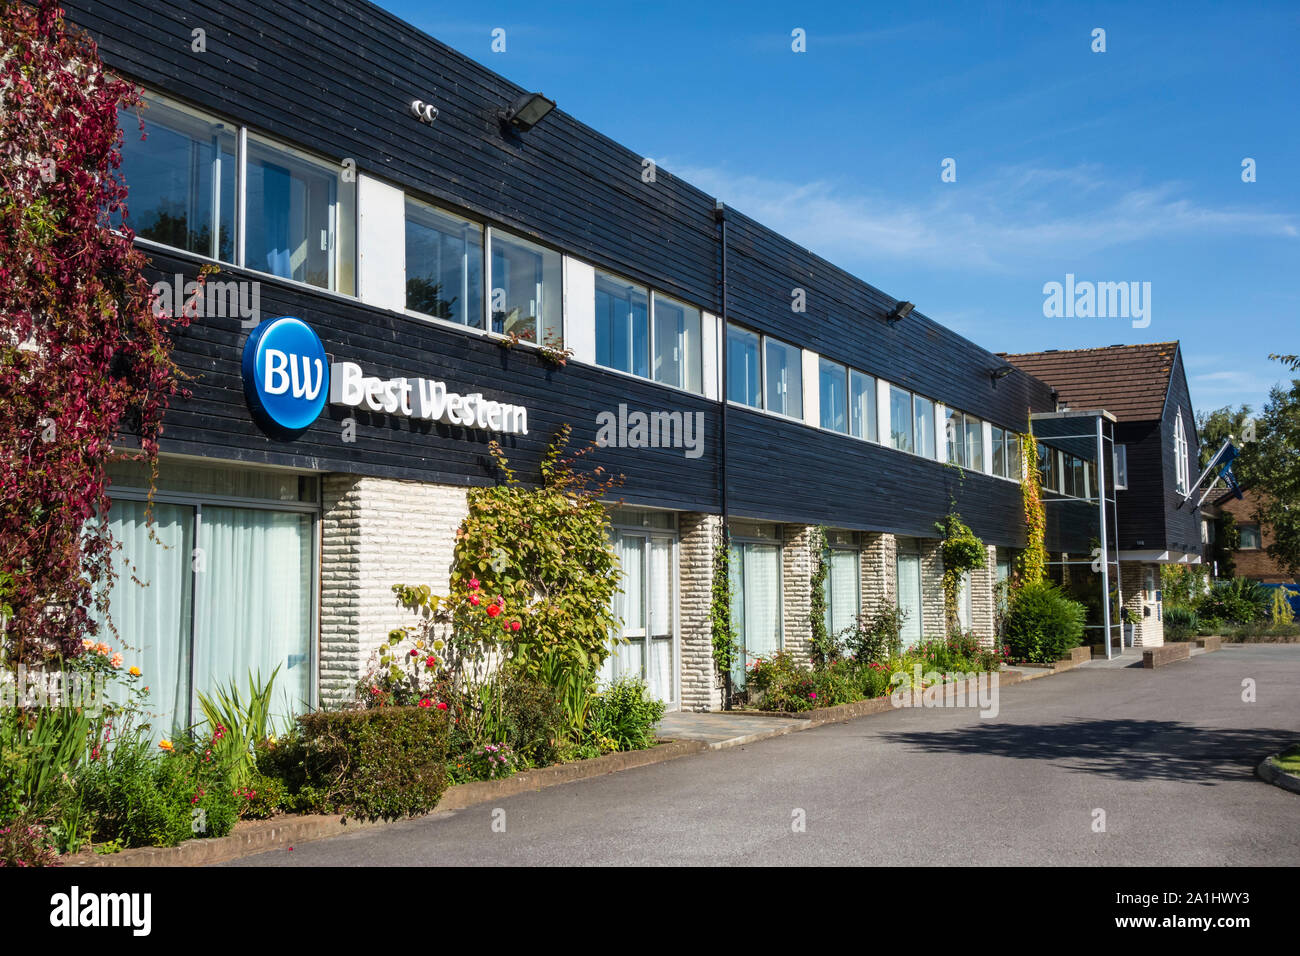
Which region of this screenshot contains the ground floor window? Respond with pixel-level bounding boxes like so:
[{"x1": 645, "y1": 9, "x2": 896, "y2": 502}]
[
  {"x1": 823, "y1": 531, "x2": 860, "y2": 641},
  {"x1": 603, "y1": 526, "x2": 676, "y2": 707},
  {"x1": 95, "y1": 461, "x2": 318, "y2": 737},
  {"x1": 896, "y1": 537, "x2": 924, "y2": 647},
  {"x1": 729, "y1": 522, "x2": 783, "y2": 685}
]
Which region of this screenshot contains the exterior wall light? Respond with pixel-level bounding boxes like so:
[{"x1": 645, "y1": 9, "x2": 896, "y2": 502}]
[
  {"x1": 502, "y1": 92, "x2": 556, "y2": 132},
  {"x1": 410, "y1": 99, "x2": 439, "y2": 124},
  {"x1": 886, "y1": 301, "x2": 914, "y2": 323},
  {"x1": 990, "y1": 364, "x2": 1014, "y2": 387}
]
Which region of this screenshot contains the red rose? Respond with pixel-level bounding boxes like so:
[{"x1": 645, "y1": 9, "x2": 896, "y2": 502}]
[
  {"x1": 469, "y1": 578, "x2": 480, "y2": 589},
  {"x1": 418, "y1": 698, "x2": 432, "y2": 708},
  {"x1": 436, "y1": 701, "x2": 448, "y2": 710},
  {"x1": 468, "y1": 593, "x2": 481, "y2": 606},
  {"x1": 486, "y1": 604, "x2": 501, "y2": 618},
  {"x1": 510, "y1": 620, "x2": 521, "y2": 632},
  {"x1": 410, "y1": 648, "x2": 419, "y2": 657}
]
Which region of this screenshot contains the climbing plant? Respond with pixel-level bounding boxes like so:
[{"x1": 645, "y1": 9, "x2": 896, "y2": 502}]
[
  {"x1": 807, "y1": 526, "x2": 834, "y2": 666},
  {"x1": 936, "y1": 509, "x2": 986, "y2": 635},
  {"x1": 710, "y1": 524, "x2": 738, "y2": 708},
  {"x1": 0, "y1": 1, "x2": 190, "y2": 665},
  {"x1": 1019, "y1": 424, "x2": 1047, "y2": 586}
]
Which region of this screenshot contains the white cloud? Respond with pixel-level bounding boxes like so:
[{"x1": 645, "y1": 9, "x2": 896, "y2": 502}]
[{"x1": 668, "y1": 162, "x2": 1298, "y2": 274}]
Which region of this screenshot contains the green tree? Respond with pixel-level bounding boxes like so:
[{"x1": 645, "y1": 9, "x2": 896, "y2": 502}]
[
  {"x1": 1245, "y1": 365, "x2": 1300, "y2": 576},
  {"x1": 1196, "y1": 405, "x2": 1253, "y2": 469}
]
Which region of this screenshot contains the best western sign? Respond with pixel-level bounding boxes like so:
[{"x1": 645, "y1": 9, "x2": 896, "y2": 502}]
[{"x1": 242, "y1": 317, "x2": 528, "y2": 438}]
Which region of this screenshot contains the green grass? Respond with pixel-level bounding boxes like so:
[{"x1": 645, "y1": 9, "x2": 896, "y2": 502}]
[{"x1": 1271, "y1": 744, "x2": 1300, "y2": 777}]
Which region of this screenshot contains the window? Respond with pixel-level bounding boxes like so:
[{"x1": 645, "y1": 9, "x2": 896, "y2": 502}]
[
  {"x1": 119, "y1": 92, "x2": 358, "y2": 294},
  {"x1": 896, "y1": 538, "x2": 924, "y2": 648},
  {"x1": 849, "y1": 369, "x2": 877, "y2": 442},
  {"x1": 765, "y1": 338, "x2": 803, "y2": 419},
  {"x1": 118, "y1": 94, "x2": 236, "y2": 262},
  {"x1": 914, "y1": 395, "x2": 936, "y2": 459},
  {"x1": 819, "y1": 358, "x2": 848, "y2": 433},
  {"x1": 1174, "y1": 413, "x2": 1190, "y2": 494},
  {"x1": 1038, "y1": 443, "x2": 1056, "y2": 491},
  {"x1": 94, "y1": 461, "x2": 317, "y2": 739},
  {"x1": 965, "y1": 414, "x2": 984, "y2": 472},
  {"x1": 1240, "y1": 524, "x2": 1262, "y2": 550},
  {"x1": 823, "y1": 535, "x2": 861, "y2": 639},
  {"x1": 404, "y1": 198, "x2": 483, "y2": 326},
  {"x1": 594, "y1": 272, "x2": 649, "y2": 377},
  {"x1": 246, "y1": 136, "x2": 355, "y2": 293},
  {"x1": 946, "y1": 407, "x2": 965, "y2": 467},
  {"x1": 651, "y1": 294, "x2": 703, "y2": 393},
  {"x1": 1063, "y1": 456, "x2": 1077, "y2": 497},
  {"x1": 727, "y1": 325, "x2": 762, "y2": 407},
  {"x1": 729, "y1": 525, "x2": 783, "y2": 686},
  {"x1": 1114, "y1": 445, "x2": 1129, "y2": 490},
  {"x1": 991, "y1": 426, "x2": 1006, "y2": 477},
  {"x1": 889, "y1": 386, "x2": 914, "y2": 453},
  {"x1": 489, "y1": 229, "x2": 563, "y2": 346},
  {"x1": 1006, "y1": 432, "x2": 1022, "y2": 481}
]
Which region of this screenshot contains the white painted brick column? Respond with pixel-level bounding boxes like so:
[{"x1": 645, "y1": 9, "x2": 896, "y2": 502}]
[
  {"x1": 861, "y1": 532, "x2": 898, "y2": 616},
  {"x1": 782, "y1": 524, "x2": 816, "y2": 666},
  {"x1": 921, "y1": 538, "x2": 946, "y2": 639}
]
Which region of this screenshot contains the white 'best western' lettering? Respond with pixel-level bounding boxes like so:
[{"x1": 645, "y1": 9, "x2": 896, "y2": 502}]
[
  {"x1": 263, "y1": 348, "x2": 325, "y2": 400},
  {"x1": 329, "y1": 361, "x2": 527, "y2": 435}
]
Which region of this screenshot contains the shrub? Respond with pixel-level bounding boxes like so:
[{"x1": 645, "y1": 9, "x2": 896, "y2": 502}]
[
  {"x1": 0, "y1": 814, "x2": 59, "y2": 867},
  {"x1": 500, "y1": 671, "x2": 566, "y2": 767},
  {"x1": 746, "y1": 652, "x2": 818, "y2": 712},
  {"x1": 80, "y1": 727, "x2": 241, "y2": 848},
  {"x1": 1196, "y1": 578, "x2": 1271, "y2": 625},
  {"x1": 451, "y1": 743, "x2": 519, "y2": 783},
  {"x1": 841, "y1": 603, "x2": 904, "y2": 666},
  {"x1": 1164, "y1": 604, "x2": 1199, "y2": 641},
  {"x1": 290, "y1": 707, "x2": 450, "y2": 820},
  {"x1": 195, "y1": 666, "x2": 283, "y2": 788},
  {"x1": 586, "y1": 677, "x2": 665, "y2": 751},
  {"x1": 1004, "y1": 581, "x2": 1086, "y2": 663}
]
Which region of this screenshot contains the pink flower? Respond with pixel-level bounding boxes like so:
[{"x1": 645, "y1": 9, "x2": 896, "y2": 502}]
[
  {"x1": 510, "y1": 620, "x2": 521, "y2": 632},
  {"x1": 110, "y1": 653, "x2": 123, "y2": 668},
  {"x1": 468, "y1": 578, "x2": 480, "y2": 589},
  {"x1": 468, "y1": 593, "x2": 481, "y2": 606},
  {"x1": 418, "y1": 698, "x2": 432, "y2": 708},
  {"x1": 436, "y1": 701, "x2": 448, "y2": 710}
]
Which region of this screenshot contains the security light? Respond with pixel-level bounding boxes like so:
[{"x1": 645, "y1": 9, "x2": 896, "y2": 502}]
[
  {"x1": 502, "y1": 92, "x2": 556, "y2": 132},
  {"x1": 989, "y1": 364, "x2": 1014, "y2": 386},
  {"x1": 886, "y1": 301, "x2": 914, "y2": 323}
]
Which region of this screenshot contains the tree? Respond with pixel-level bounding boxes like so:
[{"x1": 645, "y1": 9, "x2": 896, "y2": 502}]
[
  {"x1": 1196, "y1": 405, "x2": 1253, "y2": 469},
  {"x1": 0, "y1": 1, "x2": 188, "y2": 665},
  {"x1": 1245, "y1": 367, "x2": 1300, "y2": 576}
]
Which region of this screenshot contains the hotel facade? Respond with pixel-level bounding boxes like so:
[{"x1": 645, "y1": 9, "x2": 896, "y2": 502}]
[{"x1": 61, "y1": 0, "x2": 1199, "y2": 727}]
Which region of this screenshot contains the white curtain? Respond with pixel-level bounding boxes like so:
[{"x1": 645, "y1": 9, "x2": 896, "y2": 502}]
[
  {"x1": 647, "y1": 537, "x2": 672, "y2": 703},
  {"x1": 608, "y1": 533, "x2": 644, "y2": 684},
  {"x1": 897, "y1": 552, "x2": 922, "y2": 647},
  {"x1": 192, "y1": 507, "x2": 312, "y2": 729},
  {"x1": 828, "y1": 550, "x2": 860, "y2": 638},
  {"x1": 746, "y1": 544, "x2": 782, "y2": 661},
  {"x1": 94, "y1": 500, "x2": 193, "y2": 737}
]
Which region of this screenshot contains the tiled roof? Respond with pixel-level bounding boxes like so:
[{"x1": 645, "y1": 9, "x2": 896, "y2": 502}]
[{"x1": 999, "y1": 343, "x2": 1179, "y2": 422}]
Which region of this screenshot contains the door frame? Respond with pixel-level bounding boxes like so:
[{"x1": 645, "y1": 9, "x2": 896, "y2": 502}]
[{"x1": 608, "y1": 513, "x2": 681, "y2": 711}]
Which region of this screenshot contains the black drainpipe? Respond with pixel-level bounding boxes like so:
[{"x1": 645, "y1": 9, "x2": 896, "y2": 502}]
[{"x1": 714, "y1": 200, "x2": 732, "y2": 708}]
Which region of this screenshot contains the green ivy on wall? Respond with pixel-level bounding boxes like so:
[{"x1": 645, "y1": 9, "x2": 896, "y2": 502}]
[
  {"x1": 936, "y1": 509, "x2": 986, "y2": 635},
  {"x1": 1020, "y1": 422, "x2": 1047, "y2": 586},
  {"x1": 710, "y1": 524, "x2": 738, "y2": 708},
  {"x1": 808, "y1": 526, "x2": 834, "y2": 666}
]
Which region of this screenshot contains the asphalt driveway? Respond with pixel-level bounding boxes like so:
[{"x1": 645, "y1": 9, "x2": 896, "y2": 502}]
[{"x1": 225, "y1": 644, "x2": 1300, "y2": 866}]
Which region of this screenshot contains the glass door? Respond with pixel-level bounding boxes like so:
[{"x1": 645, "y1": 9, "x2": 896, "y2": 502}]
[
  {"x1": 896, "y1": 539, "x2": 923, "y2": 648},
  {"x1": 730, "y1": 540, "x2": 783, "y2": 686}
]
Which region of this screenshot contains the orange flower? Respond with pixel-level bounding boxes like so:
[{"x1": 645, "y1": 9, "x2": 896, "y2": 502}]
[
  {"x1": 128, "y1": 665, "x2": 141, "y2": 677},
  {"x1": 158, "y1": 739, "x2": 174, "y2": 751}
]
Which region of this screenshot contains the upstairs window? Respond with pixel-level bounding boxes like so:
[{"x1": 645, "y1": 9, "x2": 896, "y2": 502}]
[
  {"x1": 1114, "y1": 444, "x2": 1129, "y2": 490},
  {"x1": 765, "y1": 338, "x2": 803, "y2": 419},
  {"x1": 914, "y1": 395, "x2": 936, "y2": 459},
  {"x1": 964, "y1": 414, "x2": 984, "y2": 472},
  {"x1": 727, "y1": 325, "x2": 762, "y2": 408},
  {"x1": 991, "y1": 426, "x2": 1006, "y2": 476},
  {"x1": 118, "y1": 95, "x2": 236, "y2": 263},
  {"x1": 651, "y1": 294, "x2": 703, "y2": 393},
  {"x1": 889, "y1": 386, "x2": 914, "y2": 453},
  {"x1": 595, "y1": 272, "x2": 649, "y2": 377},
  {"x1": 819, "y1": 358, "x2": 848, "y2": 433},
  {"x1": 1174, "y1": 413, "x2": 1190, "y2": 494},
  {"x1": 946, "y1": 407, "x2": 965, "y2": 467},
  {"x1": 849, "y1": 369, "x2": 877, "y2": 442},
  {"x1": 489, "y1": 229, "x2": 563, "y2": 347},
  {"x1": 404, "y1": 198, "x2": 483, "y2": 326},
  {"x1": 246, "y1": 136, "x2": 355, "y2": 293}
]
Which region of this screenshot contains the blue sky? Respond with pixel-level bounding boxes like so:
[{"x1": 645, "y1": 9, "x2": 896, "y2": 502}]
[{"x1": 379, "y1": 0, "x2": 1299, "y2": 416}]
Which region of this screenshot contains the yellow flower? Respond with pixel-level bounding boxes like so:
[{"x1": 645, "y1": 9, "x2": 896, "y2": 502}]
[
  {"x1": 158, "y1": 739, "x2": 174, "y2": 751},
  {"x1": 128, "y1": 666, "x2": 141, "y2": 677}
]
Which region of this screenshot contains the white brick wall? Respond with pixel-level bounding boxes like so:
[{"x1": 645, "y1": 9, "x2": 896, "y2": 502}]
[
  {"x1": 1121, "y1": 560, "x2": 1165, "y2": 647},
  {"x1": 679, "y1": 512, "x2": 721, "y2": 711},
  {"x1": 861, "y1": 532, "x2": 898, "y2": 616},
  {"x1": 782, "y1": 524, "x2": 817, "y2": 665},
  {"x1": 319, "y1": 475, "x2": 468, "y2": 707},
  {"x1": 921, "y1": 538, "x2": 946, "y2": 639}
]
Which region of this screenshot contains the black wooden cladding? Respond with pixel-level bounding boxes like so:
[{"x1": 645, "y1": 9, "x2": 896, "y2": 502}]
[
  {"x1": 1112, "y1": 348, "x2": 1201, "y2": 555},
  {"x1": 721, "y1": 208, "x2": 1055, "y2": 434},
  {"x1": 60, "y1": 0, "x2": 1083, "y2": 548},
  {"x1": 65, "y1": 0, "x2": 721, "y2": 313},
  {"x1": 146, "y1": 251, "x2": 720, "y2": 511}
]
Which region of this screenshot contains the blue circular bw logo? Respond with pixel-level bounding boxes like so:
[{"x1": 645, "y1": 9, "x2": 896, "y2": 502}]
[{"x1": 242, "y1": 317, "x2": 329, "y2": 436}]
